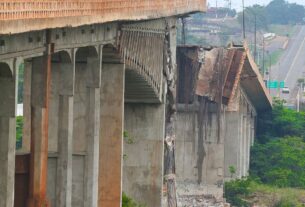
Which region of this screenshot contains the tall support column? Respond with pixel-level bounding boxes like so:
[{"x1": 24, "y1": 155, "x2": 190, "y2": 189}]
[
  {"x1": 56, "y1": 95, "x2": 73, "y2": 207},
  {"x1": 55, "y1": 59, "x2": 75, "y2": 207},
  {"x1": 238, "y1": 112, "x2": 243, "y2": 177},
  {"x1": 99, "y1": 63, "x2": 125, "y2": 207},
  {"x1": 22, "y1": 61, "x2": 32, "y2": 153},
  {"x1": 123, "y1": 103, "x2": 166, "y2": 207},
  {"x1": 246, "y1": 113, "x2": 251, "y2": 174},
  {"x1": 27, "y1": 53, "x2": 51, "y2": 207},
  {"x1": 85, "y1": 57, "x2": 101, "y2": 207},
  {"x1": 224, "y1": 111, "x2": 240, "y2": 179},
  {"x1": 0, "y1": 61, "x2": 16, "y2": 207}
]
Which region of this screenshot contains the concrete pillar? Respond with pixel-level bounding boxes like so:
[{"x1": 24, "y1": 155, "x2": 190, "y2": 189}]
[
  {"x1": 27, "y1": 56, "x2": 51, "y2": 207},
  {"x1": 54, "y1": 60, "x2": 75, "y2": 207},
  {"x1": 56, "y1": 96, "x2": 73, "y2": 207},
  {"x1": 245, "y1": 114, "x2": 250, "y2": 176},
  {"x1": 238, "y1": 112, "x2": 243, "y2": 177},
  {"x1": 99, "y1": 63, "x2": 125, "y2": 207},
  {"x1": 72, "y1": 48, "x2": 101, "y2": 207},
  {"x1": 123, "y1": 103, "x2": 165, "y2": 207},
  {"x1": 84, "y1": 57, "x2": 101, "y2": 207},
  {"x1": 22, "y1": 61, "x2": 32, "y2": 153},
  {"x1": 246, "y1": 113, "x2": 252, "y2": 174},
  {"x1": 224, "y1": 112, "x2": 240, "y2": 179},
  {"x1": 242, "y1": 114, "x2": 247, "y2": 177},
  {"x1": 0, "y1": 61, "x2": 16, "y2": 207}
]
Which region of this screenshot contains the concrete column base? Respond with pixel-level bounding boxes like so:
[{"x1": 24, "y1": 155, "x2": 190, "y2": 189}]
[
  {"x1": 123, "y1": 103, "x2": 165, "y2": 207},
  {"x1": 0, "y1": 117, "x2": 16, "y2": 207}
]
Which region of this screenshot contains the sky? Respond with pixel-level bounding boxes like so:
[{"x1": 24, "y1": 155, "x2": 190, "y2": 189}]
[{"x1": 208, "y1": 0, "x2": 305, "y2": 11}]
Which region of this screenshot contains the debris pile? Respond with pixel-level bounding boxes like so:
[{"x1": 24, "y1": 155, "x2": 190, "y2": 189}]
[{"x1": 178, "y1": 195, "x2": 230, "y2": 207}]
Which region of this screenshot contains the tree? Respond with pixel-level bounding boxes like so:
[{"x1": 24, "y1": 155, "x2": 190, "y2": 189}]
[
  {"x1": 266, "y1": 0, "x2": 305, "y2": 24},
  {"x1": 237, "y1": 5, "x2": 268, "y2": 31},
  {"x1": 250, "y1": 137, "x2": 305, "y2": 188},
  {"x1": 288, "y1": 3, "x2": 305, "y2": 24},
  {"x1": 266, "y1": 0, "x2": 288, "y2": 24}
]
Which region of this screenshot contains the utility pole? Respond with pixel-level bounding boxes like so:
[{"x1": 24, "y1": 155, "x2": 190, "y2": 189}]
[
  {"x1": 216, "y1": 0, "x2": 218, "y2": 19},
  {"x1": 297, "y1": 87, "x2": 300, "y2": 112},
  {"x1": 267, "y1": 52, "x2": 271, "y2": 93},
  {"x1": 254, "y1": 14, "x2": 257, "y2": 62},
  {"x1": 242, "y1": 0, "x2": 246, "y2": 39},
  {"x1": 262, "y1": 37, "x2": 265, "y2": 78}
]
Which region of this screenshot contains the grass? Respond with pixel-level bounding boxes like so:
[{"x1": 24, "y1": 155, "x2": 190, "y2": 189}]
[
  {"x1": 16, "y1": 116, "x2": 23, "y2": 142},
  {"x1": 248, "y1": 181, "x2": 305, "y2": 206},
  {"x1": 264, "y1": 49, "x2": 284, "y2": 70},
  {"x1": 225, "y1": 178, "x2": 305, "y2": 207},
  {"x1": 268, "y1": 24, "x2": 298, "y2": 37}
]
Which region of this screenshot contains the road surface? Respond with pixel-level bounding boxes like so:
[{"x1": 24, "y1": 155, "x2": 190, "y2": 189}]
[{"x1": 270, "y1": 26, "x2": 305, "y2": 105}]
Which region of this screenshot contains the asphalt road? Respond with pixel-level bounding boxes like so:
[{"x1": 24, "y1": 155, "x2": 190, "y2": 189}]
[{"x1": 270, "y1": 26, "x2": 305, "y2": 104}]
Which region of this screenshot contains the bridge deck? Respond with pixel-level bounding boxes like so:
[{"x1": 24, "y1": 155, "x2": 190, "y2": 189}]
[{"x1": 0, "y1": 0, "x2": 206, "y2": 34}]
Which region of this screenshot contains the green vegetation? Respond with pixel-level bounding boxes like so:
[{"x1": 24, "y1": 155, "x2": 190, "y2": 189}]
[
  {"x1": 225, "y1": 99, "x2": 305, "y2": 206},
  {"x1": 238, "y1": 5, "x2": 268, "y2": 31},
  {"x1": 264, "y1": 50, "x2": 284, "y2": 70},
  {"x1": 238, "y1": 0, "x2": 305, "y2": 31},
  {"x1": 16, "y1": 116, "x2": 23, "y2": 142},
  {"x1": 266, "y1": 0, "x2": 305, "y2": 25},
  {"x1": 256, "y1": 98, "x2": 305, "y2": 141},
  {"x1": 251, "y1": 137, "x2": 305, "y2": 188},
  {"x1": 229, "y1": 166, "x2": 236, "y2": 178},
  {"x1": 122, "y1": 193, "x2": 145, "y2": 207},
  {"x1": 225, "y1": 178, "x2": 305, "y2": 207},
  {"x1": 225, "y1": 178, "x2": 251, "y2": 206},
  {"x1": 16, "y1": 116, "x2": 23, "y2": 149},
  {"x1": 268, "y1": 24, "x2": 297, "y2": 37},
  {"x1": 124, "y1": 131, "x2": 135, "y2": 144}
]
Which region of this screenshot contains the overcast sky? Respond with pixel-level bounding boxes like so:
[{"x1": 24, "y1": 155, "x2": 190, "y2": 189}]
[{"x1": 208, "y1": 0, "x2": 305, "y2": 11}]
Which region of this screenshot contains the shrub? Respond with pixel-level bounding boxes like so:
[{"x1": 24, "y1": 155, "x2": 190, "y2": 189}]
[
  {"x1": 122, "y1": 193, "x2": 145, "y2": 207},
  {"x1": 224, "y1": 178, "x2": 251, "y2": 207},
  {"x1": 250, "y1": 137, "x2": 305, "y2": 188}
]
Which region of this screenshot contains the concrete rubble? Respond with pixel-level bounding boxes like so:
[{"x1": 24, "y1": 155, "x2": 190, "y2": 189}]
[{"x1": 176, "y1": 182, "x2": 230, "y2": 207}]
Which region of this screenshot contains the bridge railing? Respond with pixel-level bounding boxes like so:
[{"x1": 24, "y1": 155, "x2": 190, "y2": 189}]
[{"x1": 0, "y1": 0, "x2": 206, "y2": 21}]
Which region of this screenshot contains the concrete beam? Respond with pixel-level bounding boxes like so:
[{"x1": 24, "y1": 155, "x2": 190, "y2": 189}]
[{"x1": 99, "y1": 63, "x2": 125, "y2": 207}]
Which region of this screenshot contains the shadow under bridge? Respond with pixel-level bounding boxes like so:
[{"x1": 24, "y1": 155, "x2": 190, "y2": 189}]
[{"x1": 119, "y1": 20, "x2": 167, "y2": 103}]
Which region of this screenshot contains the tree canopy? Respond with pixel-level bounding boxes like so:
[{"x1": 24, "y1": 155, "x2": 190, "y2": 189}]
[
  {"x1": 238, "y1": 0, "x2": 305, "y2": 30},
  {"x1": 250, "y1": 98, "x2": 305, "y2": 188}
]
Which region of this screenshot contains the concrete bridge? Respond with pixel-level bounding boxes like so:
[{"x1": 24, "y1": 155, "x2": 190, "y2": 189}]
[
  {"x1": 0, "y1": 1, "x2": 272, "y2": 207},
  {"x1": 175, "y1": 44, "x2": 272, "y2": 203},
  {"x1": 0, "y1": 1, "x2": 206, "y2": 207}
]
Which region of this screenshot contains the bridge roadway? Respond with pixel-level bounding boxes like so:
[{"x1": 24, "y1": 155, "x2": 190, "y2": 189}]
[{"x1": 270, "y1": 26, "x2": 305, "y2": 104}]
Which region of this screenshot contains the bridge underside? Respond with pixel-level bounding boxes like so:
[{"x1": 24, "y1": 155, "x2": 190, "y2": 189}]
[{"x1": 0, "y1": 17, "x2": 177, "y2": 207}]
